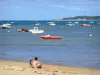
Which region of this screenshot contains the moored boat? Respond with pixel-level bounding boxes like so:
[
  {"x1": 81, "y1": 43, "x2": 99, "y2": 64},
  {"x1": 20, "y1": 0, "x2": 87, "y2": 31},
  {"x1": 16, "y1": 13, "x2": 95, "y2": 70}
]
[
  {"x1": 18, "y1": 28, "x2": 29, "y2": 32},
  {"x1": 29, "y1": 27, "x2": 44, "y2": 34},
  {"x1": 47, "y1": 22, "x2": 56, "y2": 26},
  {"x1": 80, "y1": 24, "x2": 90, "y2": 26},
  {"x1": 35, "y1": 23, "x2": 40, "y2": 25},
  {"x1": 40, "y1": 35, "x2": 62, "y2": 40},
  {"x1": 0, "y1": 23, "x2": 12, "y2": 29}
]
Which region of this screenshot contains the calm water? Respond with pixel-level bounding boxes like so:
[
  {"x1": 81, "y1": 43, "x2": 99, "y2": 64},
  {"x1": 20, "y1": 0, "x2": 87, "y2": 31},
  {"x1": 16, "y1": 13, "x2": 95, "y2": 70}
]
[{"x1": 0, "y1": 20, "x2": 100, "y2": 69}]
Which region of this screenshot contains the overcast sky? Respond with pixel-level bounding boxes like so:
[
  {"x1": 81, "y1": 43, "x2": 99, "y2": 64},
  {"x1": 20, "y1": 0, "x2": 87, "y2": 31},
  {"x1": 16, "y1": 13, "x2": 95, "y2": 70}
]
[{"x1": 0, "y1": 0, "x2": 100, "y2": 20}]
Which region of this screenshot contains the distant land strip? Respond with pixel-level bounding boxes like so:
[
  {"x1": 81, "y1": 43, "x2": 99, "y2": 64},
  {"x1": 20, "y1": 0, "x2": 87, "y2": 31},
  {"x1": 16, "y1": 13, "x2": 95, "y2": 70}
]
[{"x1": 53, "y1": 16, "x2": 100, "y2": 21}]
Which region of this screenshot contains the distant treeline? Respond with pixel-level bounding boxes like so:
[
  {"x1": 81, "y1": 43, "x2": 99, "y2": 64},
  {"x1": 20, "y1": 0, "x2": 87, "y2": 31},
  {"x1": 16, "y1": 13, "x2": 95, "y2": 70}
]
[{"x1": 53, "y1": 16, "x2": 100, "y2": 20}]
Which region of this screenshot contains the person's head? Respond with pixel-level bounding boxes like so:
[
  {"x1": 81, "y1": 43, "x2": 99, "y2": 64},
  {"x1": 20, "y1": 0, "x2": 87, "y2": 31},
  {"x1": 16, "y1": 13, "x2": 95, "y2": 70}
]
[{"x1": 34, "y1": 57, "x2": 38, "y2": 60}]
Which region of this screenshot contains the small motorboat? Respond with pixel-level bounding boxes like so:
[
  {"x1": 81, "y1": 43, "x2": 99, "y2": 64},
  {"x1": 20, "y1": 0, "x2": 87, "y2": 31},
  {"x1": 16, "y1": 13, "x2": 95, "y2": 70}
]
[
  {"x1": 80, "y1": 24, "x2": 90, "y2": 26},
  {"x1": 0, "y1": 23, "x2": 12, "y2": 29},
  {"x1": 29, "y1": 27, "x2": 44, "y2": 34},
  {"x1": 18, "y1": 28, "x2": 29, "y2": 32},
  {"x1": 35, "y1": 23, "x2": 40, "y2": 25},
  {"x1": 47, "y1": 22, "x2": 56, "y2": 26},
  {"x1": 40, "y1": 35, "x2": 62, "y2": 40}
]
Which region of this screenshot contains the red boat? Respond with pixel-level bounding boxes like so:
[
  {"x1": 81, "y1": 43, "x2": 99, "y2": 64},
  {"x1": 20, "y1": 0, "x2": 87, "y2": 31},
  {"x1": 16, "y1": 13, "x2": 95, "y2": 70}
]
[
  {"x1": 40, "y1": 35, "x2": 62, "y2": 40},
  {"x1": 80, "y1": 24, "x2": 90, "y2": 26},
  {"x1": 18, "y1": 28, "x2": 29, "y2": 32}
]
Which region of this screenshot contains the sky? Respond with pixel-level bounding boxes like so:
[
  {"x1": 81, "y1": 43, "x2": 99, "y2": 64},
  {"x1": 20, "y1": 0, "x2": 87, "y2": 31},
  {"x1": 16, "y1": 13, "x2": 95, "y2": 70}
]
[{"x1": 0, "y1": 0, "x2": 100, "y2": 20}]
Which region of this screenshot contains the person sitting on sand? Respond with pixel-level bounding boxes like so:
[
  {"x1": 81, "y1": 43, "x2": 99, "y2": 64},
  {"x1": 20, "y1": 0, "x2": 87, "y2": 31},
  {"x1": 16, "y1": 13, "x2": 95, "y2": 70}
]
[{"x1": 30, "y1": 57, "x2": 42, "y2": 68}]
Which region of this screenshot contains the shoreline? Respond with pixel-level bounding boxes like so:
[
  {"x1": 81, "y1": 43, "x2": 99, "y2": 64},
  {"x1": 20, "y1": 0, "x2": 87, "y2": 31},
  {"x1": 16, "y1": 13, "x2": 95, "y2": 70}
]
[
  {"x1": 0, "y1": 60, "x2": 100, "y2": 75},
  {"x1": 1, "y1": 58, "x2": 100, "y2": 69}
]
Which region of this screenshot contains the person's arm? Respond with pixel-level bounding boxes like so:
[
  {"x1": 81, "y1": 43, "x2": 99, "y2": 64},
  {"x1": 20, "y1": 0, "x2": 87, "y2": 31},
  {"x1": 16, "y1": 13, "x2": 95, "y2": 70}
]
[
  {"x1": 37, "y1": 61, "x2": 41, "y2": 65},
  {"x1": 36, "y1": 61, "x2": 42, "y2": 68}
]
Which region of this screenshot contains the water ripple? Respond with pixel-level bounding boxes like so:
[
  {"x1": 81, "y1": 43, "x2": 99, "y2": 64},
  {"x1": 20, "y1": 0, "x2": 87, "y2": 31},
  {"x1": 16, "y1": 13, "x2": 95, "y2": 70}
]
[{"x1": 0, "y1": 44, "x2": 68, "y2": 46}]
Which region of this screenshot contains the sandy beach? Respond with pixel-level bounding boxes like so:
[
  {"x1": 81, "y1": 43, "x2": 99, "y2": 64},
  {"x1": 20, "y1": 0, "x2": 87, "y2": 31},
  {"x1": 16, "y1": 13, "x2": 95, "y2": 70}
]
[{"x1": 0, "y1": 60, "x2": 100, "y2": 75}]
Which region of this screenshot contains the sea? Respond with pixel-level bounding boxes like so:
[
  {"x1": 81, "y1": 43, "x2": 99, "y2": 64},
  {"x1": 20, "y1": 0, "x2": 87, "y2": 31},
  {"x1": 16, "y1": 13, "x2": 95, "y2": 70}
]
[{"x1": 0, "y1": 20, "x2": 100, "y2": 69}]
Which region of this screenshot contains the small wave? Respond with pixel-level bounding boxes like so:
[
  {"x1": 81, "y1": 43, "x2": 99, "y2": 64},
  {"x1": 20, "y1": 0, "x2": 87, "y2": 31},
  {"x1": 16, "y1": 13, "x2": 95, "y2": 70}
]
[{"x1": 0, "y1": 44, "x2": 68, "y2": 46}]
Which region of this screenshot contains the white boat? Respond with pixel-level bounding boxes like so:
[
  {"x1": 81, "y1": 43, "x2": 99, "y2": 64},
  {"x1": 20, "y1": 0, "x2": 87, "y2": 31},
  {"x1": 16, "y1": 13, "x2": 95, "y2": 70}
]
[
  {"x1": 66, "y1": 23, "x2": 75, "y2": 26},
  {"x1": 0, "y1": 24, "x2": 12, "y2": 29},
  {"x1": 35, "y1": 23, "x2": 40, "y2": 25},
  {"x1": 29, "y1": 27, "x2": 44, "y2": 34},
  {"x1": 11, "y1": 22, "x2": 14, "y2": 23},
  {"x1": 74, "y1": 22, "x2": 79, "y2": 24},
  {"x1": 48, "y1": 22, "x2": 56, "y2": 26},
  {"x1": 90, "y1": 21, "x2": 94, "y2": 23}
]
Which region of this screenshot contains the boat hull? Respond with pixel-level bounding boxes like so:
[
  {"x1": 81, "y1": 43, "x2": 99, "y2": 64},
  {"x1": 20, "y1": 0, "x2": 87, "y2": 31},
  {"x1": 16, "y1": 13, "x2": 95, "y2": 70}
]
[
  {"x1": 80, "y1": 24, "x2": 90, "y2": 26},
  {"x1": 29, "y1": 31, "x2": 44, "y2": 33},
  {"x1": 40, "y1": 36, "x2": 61, "y2": 40},
  {"x1": 29, "y1": 27, "x2": 44, "y2": 34},
  {"x1": 18, "y1": 28, "x2": 29, "y2": 32},
  {"x1": 1, "y1": 27, "x2": 12, "y2": 29}
]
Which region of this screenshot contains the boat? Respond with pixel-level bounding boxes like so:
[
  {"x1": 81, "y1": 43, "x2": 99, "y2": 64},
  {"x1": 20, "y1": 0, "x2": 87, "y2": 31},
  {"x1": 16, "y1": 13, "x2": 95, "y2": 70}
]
[
  {"x1": 47, "y1": 22, "x2": 56, "y2": 26},
  {"x1": 66, "y1": 23, "x2": 75, "y2": 26},
  {"x1": 40, "y1": 35, "x2": 62, "y2": 40},
  {"x1": 29, "y1": 27, "x2": 44, "y2": 34},
  {"x1": 35, "y1": 23, "x2": 40, "y2": 25},
  {"x1": 0, "y1": 24, "x2": 12, "y2": 29},
  {"x1": 74, "y1": 22, "x2": 79, "y2": 24},
  {"x1": 90, "y1": 21, "x2": 94, "y2": 23},
  {"x1": 11, "y1": 22, "x2": 14, "y2": 23},
  {"x1": 80, "y1": 24, "x2": 90, "y2": 26},
  {"x1": 18, "y1": 28, "x2": 29, "y2": 32}
]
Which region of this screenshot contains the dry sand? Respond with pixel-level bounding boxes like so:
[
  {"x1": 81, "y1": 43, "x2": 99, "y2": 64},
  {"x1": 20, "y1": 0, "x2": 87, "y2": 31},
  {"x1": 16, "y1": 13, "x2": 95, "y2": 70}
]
[{"x1": 0, "y1": 60, "x2": 100, "y2": 75}]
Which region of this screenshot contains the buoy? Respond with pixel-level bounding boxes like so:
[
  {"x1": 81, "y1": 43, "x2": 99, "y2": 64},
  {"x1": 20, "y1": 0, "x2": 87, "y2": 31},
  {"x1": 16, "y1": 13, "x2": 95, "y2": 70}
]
[
  {"x1": 8, "y1": 31, "x2": 10, "y2": 32},
  {"x1": 90, "y1": 34, "x2": 92, "y2": 36}
]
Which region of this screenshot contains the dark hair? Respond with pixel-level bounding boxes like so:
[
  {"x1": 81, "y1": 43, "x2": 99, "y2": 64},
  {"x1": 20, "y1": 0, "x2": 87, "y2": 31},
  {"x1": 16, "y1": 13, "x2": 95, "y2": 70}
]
[{"x1": 34, "y1": 57, "x2": 38, "y2": 60}]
